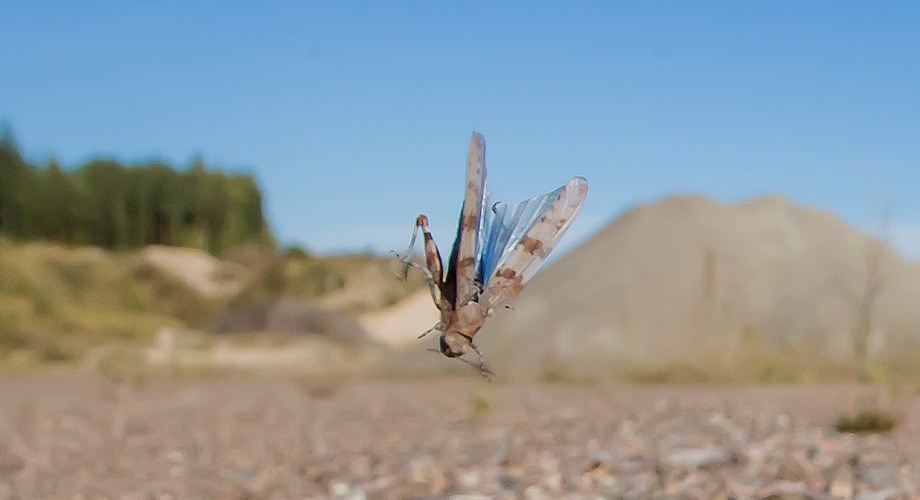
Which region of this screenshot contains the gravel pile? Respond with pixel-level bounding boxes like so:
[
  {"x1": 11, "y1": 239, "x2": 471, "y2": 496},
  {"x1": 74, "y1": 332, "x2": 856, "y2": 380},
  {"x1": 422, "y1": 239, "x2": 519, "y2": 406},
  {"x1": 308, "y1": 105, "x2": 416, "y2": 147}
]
[{"x1": 0, "y1": 376, "x2": 916, "y2": 498}]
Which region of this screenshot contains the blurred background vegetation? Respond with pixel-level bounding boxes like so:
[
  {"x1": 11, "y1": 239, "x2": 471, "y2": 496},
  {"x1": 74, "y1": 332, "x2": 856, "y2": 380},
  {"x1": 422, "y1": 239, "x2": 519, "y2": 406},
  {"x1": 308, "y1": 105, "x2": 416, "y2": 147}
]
[
  {"x1": 2, "y1": 126, "x2": 919, "y2": 390},
  {"x1": 0, "y1": 130, "x2": 424, "y2": 371},
  {"x1": 0, "y1": 132, "x2": 269, "y2": 255}
]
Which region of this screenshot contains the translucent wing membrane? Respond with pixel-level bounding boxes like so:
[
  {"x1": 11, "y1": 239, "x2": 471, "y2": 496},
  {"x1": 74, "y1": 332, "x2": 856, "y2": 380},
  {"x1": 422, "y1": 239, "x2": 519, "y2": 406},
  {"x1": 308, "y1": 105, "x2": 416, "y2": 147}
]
[
  {"x1": 480, "y1": 176, "x2": 588, "y2": 310},
  {"x1": 445, "y1": 133, "x2": 588, "y2": 312},
  {"x1": 477, "y1": 185, "x2": 565, "y2": 284}
]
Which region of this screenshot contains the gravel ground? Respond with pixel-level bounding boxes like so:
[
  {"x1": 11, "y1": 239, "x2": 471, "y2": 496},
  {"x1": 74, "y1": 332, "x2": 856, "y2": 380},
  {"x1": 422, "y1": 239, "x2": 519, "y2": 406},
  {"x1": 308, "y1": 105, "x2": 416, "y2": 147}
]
[{"x1": 0, "y1": 375, "x2": 917, "y2": 498}]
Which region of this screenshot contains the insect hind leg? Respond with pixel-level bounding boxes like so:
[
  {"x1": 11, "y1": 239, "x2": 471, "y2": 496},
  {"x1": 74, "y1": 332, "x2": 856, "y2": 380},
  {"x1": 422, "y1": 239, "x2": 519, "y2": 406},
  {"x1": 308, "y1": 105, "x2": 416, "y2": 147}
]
[
  {"x1": 394, "y1": 218, "x2": 424, "y2": 280},
  {"x1": 394, "y1": 215, "x2": 451, "y2": 314}
]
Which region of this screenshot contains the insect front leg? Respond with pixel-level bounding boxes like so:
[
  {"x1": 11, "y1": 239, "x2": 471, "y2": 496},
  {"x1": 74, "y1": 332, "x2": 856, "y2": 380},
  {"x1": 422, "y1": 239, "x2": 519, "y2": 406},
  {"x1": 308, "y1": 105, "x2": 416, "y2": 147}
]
[
  {"x1": 468, "y1": 342, "x2": 495, "y2": 381},
  {"x1": 417, "y1": 322, "x2": 440, "y2": 340},
  {"x1": 449, "y1": 350, "x2": 494, "y2": 382},
  {"x1": 426, "y1": 340, "x2": 493, "y2": 381}
]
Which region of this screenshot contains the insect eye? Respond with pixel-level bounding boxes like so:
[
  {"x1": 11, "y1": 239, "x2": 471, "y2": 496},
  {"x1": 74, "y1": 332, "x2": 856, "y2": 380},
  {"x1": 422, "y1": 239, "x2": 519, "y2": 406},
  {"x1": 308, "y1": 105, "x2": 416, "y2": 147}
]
[{"x1": 439, "y1": 334, "x2": 450, "y2": 354}]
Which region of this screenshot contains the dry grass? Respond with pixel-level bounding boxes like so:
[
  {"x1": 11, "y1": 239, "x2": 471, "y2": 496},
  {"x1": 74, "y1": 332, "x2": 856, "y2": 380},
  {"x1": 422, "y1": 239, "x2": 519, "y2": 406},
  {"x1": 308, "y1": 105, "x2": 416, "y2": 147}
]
[
  {"x1": 836, "y1": 411, "x2": 898, "y2": 434},
  {"x1": 225, "y1": 249, "x2": 425, "y2": 314},
  {"x1": 0, "y1": 240, "x2": 422, "y2": 370},
  {"x1": 0, "y1": 242, "x2": 213, "y2": 364}
]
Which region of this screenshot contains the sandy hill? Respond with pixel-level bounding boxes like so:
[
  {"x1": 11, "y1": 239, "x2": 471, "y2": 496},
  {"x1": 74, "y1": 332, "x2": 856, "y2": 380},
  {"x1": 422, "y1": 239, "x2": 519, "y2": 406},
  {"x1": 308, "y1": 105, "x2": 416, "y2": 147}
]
[
  {"x1": 359, "y1": 289, "x2": 439, "y2": 348},
  {"x1": 448, "y1": 195, "x2": 920, "y2": 380},
  {"x1": 142, "y1": 245, "x2": 249, "y2": 298},
  {"x1": 0, "y1": 238, "x2": 424, "y2": 368}
]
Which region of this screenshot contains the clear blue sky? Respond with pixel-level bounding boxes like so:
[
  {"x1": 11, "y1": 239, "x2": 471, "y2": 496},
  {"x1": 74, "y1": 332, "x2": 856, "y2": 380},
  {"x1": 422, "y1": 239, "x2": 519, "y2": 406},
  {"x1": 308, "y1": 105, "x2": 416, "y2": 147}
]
[{"x1": 3, "y1": 2, "x2": 920, "y2": 258}]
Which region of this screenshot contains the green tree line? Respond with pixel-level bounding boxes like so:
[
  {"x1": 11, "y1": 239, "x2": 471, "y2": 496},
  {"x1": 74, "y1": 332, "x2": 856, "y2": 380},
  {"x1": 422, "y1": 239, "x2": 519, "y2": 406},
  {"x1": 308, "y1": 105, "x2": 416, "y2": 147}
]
[{"x1": 0, "y1": 132, "x2": 270, "y2": 254}]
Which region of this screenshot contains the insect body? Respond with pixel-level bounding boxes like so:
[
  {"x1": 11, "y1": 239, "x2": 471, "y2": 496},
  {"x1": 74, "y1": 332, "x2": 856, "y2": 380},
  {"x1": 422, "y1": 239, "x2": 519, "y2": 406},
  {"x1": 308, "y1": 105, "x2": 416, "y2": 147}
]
[{"x1": 399, "y1": 133, "x2": 588, "y2": 378}]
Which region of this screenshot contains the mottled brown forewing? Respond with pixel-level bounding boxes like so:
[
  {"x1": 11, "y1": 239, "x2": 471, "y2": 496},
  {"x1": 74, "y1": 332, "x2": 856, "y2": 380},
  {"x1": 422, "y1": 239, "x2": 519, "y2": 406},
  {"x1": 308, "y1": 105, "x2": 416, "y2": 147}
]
[
  {"x1": 453, "y1": 132, "x2": 487, "y2": 307},
  {"x1": 481, "y1": 177, "x2": 588, "y2": 311}
]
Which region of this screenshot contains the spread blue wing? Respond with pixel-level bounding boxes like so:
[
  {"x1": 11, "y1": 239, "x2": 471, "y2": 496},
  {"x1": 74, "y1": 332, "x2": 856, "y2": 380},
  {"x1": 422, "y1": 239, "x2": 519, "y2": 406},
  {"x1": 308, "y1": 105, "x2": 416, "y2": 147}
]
[
  {"x1": 478, "y1": 186, "x2": 562, "y2": 284},
  {"x1": 479, "y1": 176, "x2": 588, "y2": 309},
  {"x1": 478, "y1": 177, "x2": 588, "y2": 287}
]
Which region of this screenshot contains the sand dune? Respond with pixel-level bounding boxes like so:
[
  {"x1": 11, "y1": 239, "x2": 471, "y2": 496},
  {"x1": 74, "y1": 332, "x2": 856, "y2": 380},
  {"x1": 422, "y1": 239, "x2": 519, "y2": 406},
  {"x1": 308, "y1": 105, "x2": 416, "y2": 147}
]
[
  {"x1": 360, "y1": 289, "x2": 439, "y2": 347},
  {"x1": 142, "y1": 245, "x2": 248, "y2": 298}
]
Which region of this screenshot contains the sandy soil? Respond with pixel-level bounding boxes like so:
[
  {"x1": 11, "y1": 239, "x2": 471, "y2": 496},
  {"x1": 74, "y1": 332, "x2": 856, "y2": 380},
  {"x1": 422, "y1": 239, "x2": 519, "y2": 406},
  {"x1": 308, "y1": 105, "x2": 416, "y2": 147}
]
[
  {"x1": 142, "y1": 245, "x2": 247, "y2": 298},
  {"x1": 359, "y1": 289, "x2": 439, "y2": 347},
  {"x1": 0, "y1": 376, "x2": 916, "y2": 498}
]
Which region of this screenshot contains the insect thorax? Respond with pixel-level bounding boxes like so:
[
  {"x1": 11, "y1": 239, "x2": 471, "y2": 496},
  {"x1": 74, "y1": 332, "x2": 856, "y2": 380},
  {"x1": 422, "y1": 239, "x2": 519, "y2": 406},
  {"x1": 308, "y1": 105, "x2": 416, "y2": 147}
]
[
  {"x1": 455, "y1": 302, "x2": 487, "y2": 333},
  {"x1": 436, "y1": 303, "x2": 486, "y2": 357}
]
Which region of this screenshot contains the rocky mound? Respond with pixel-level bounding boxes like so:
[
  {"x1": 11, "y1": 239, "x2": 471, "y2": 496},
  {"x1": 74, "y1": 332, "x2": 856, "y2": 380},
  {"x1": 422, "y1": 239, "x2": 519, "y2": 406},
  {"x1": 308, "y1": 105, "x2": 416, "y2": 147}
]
[{"x1": 462, "y1": 195, "x2": 920, "y2": 380}]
